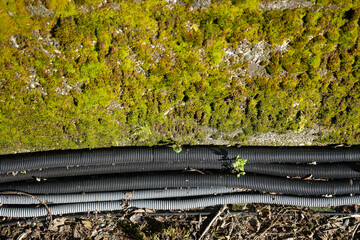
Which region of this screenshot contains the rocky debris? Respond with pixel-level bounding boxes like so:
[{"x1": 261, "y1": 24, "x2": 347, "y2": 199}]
[
  {"x1": 221, "y1": 39, "x2": 291, "y2": 80},
  {"x1": 77, "y1": 0, "x2": 120, "y2": 14},
  {"x1": 55, "y1": 79, "x2": 83, "y2": 96},
  {"x1": 25, "y1": 68, "x2": 48, "y2": 95},
  {"x1": 165, "y1": 0, "x2": 179, "y2": 4},
  {"x1": 272, "y1": 39, "x2": 290, "y2": 53},
  {"x1": 97, "y1": 0, "x2": 121, "y2": 10},
  {"x1": 30, "y1": 30, "x2": 61, "y2": 59},
  {"x1": 247, "y1": 125, "x2": 323, "y2": 146},
  {"x1": 259, "y1": 0, "x2": 315, "y2": 11},
  {"x1": 26, "y1": 3, "x2": 54, "y2": 18},
  {"x1": 199, "y1": 126, "x2": 244, "y2": 145},
  {"x1": 146, "y1": 43, "x2": 176, "y2": 68},
  {"x1": 109, "y1": 2, "x2": 121, "y2": 11},
  {"x1": 165, "y1": 0, "x2": 185, "y2": 10},
  {"x1": 7, "y1": 10, "x2": 14, "y2": 18},
  {"x1": 190, "y1": 0, "x2": 211, "y2": 11},
  {"x1": 107, "y1": 100, "x2": 124, "y2": 114},
  {"x1": 0, "y1": 79, "x2": 7, "y2": 90},
  {"x1": 9, "y1": 36, "x2": 19, "y2": 49},
  {"x1": 78, "y1": 4, "x2": 95, "y2": 14},
  {"x1": 129, "y1": 48, "x2": 146, "y2": 75},
  {"x1": 185, "y1": 21, "x2": 199, "y2": 32}
]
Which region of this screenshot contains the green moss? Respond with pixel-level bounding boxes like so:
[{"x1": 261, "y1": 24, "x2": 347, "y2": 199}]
[
  {"x1": 308, "y1": 54, "x2": 322, "y2": 68},
  {"x1": 1, "y1": 0, "x2": 360, "y2": 154}
]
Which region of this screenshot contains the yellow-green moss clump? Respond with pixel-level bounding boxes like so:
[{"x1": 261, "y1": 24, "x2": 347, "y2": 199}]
[{"x1": 0, "y1": 0, "x2": 360, "y2": 153}]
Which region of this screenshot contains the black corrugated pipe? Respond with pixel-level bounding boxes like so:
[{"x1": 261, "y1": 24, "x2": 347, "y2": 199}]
[
  {"x1": 2, "y1": 161, "x2": 359, "y2": 183},
  {"x1": 244, "y1": 163, "x2": 360, "y2": 179},
  {"x1": 0, "y1": 161, "x2": 226, "y2": 183},
  {"x1": 0, "y1": 187, "x2": 240, "y2": 205},
  {"x1": 1, "y1": 173, "x2": 359, "y2": 195},
  {"x1": 2, "y1": 193, "x2": 360, "y2": 217},
  {"x1": 1, "y1": 146, "x2": 359, "y2": 172}
]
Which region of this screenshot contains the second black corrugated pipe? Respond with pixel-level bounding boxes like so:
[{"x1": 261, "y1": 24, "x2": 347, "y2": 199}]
[
  {"x1": 1, "y1": 173, "x2": 359, "y2": 195},
  {"x1": 0, "y1": 161, "x2": 226, "y2": 183},
  {"x1": 244, "y1": 163, "x2": 360, "y2": 179},
  {"x1": 2, "y1": 162, "x2": 359, "y2": 183}
]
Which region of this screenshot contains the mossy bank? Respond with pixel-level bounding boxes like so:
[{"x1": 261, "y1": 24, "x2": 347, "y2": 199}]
[{"x1": 1, "y1": 0, "x2": 360, "y2": 154}]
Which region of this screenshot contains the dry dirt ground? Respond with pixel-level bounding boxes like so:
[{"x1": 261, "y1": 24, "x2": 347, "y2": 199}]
[{"x1": 1, "y1": 203, "x2": 360, "y2": 239}]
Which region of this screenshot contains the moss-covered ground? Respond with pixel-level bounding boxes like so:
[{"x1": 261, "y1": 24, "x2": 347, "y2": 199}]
[{"x1": 1, "y1": 0, "x2": 360, "y2": 153}]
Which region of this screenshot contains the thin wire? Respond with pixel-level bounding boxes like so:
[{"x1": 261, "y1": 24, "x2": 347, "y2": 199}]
[{"x1": 0, "y1": 192, "x2": 53, "y2": 226}]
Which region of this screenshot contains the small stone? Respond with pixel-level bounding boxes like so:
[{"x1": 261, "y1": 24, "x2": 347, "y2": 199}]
[
  {"x1": 7, "y1": 11, "x2": 14, "y2": 17},
  {"x1": 190, "y1": 0, "x2": 211, "y2": 11}
]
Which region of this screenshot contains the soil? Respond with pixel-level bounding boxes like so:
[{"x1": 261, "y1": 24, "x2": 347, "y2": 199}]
[{"x1": 1, "y1": 203, "x2": 360, "y2": 239}]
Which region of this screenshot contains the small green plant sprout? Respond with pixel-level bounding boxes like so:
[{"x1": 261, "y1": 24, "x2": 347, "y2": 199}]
[
  {"x1": 233, "y1": 156, "x2": 247, "y2": 177},
  {"x1": 172, "y1": 145, "x2": 182, "y2": 153}
]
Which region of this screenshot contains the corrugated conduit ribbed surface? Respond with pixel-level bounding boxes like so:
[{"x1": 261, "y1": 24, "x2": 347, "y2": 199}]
[
  {"x1": 1, "y1": 146, "x2": 359, "y2": 172},
  {"x1": 1, "y1": 162, "x2": 359, "y2": 184},
  {"x1": 0, "y1": 188, "x2": 240, "y2": 205},
  {"x1": 3, "y1": 194, "x2": 360, "y2": 218},
  {"x1": 1, "y1": 146, "x2": 360, "y2": 218},
  {"x1": 1, "y1": 173, "x2": 360, "y2": 195}
]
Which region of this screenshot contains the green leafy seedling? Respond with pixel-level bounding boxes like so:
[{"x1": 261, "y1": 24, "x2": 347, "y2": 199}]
[
  {"x1": 233, "y1": 156, "x2": 247, "y2": 177},
  {"x1": 172, "y1": 145, "x2": 182, "y2": 153}
]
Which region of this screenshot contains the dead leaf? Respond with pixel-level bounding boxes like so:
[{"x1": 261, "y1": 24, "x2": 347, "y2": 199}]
[
  {"x1": 132, "y1": 209, "x2": 155, "y2": 213},
  {"x1": 125, "y1": 191, "x2": 133, "y2": 199},
  {"x1": 16, "y1": 233, "x2": 27, "y2": 240},
  {"x1": 82, "y1": 220, "x2": 92, "y2": 230},
  {"x1": 245, "y1": 224, "x2": 255, "y2": 231},
  {"x1": 303, "y1": 174, "x2": 313, "y2": 180},
  {"x1": 130, "y1": 214, "x2": 142, "y2": 224},
  {"x1": 155, "y1": 216, "x2": 165, "y2": 223},
  {"x1": 48, "y1": 217, "x2": 67, "y2": 231},
  {"x1": 90, "y1": 229, "x2": 98, "y2": 238},
  {"x1": 74, "y1": 228, "x2": 81, "y2": 239}
]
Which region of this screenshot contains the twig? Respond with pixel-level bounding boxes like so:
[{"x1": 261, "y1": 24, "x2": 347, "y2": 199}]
[
  {"x1": 186, "y1": 168, "x2": 205, "y2": 175},
  {"x1": 0, "y1": 191, "x2": 53, "y2": 226},
  {"x1": 351, "y1": 222, "x2": 360, "y2": 240},
  {"x1": 257, "y1": 209, "x2": 289, "y2": 239},
  {"x1": 199, "y1": 205, "x2": 227, "y2": 240}
]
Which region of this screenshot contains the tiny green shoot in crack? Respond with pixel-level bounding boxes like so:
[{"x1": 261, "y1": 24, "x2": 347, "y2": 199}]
[{"x1": 233, "y1": 156, "x2": 247, "y2": 177}]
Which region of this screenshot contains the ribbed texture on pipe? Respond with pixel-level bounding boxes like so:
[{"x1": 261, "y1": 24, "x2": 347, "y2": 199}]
[
  {"x1": 153, "y1": 147, "x2": 228, "y2": 162},
  {"x1": 244, "y1": 163, "x2": 360, "y2": 179},
  {"x1": 228, "y1": 147, "x2": 360, "y2": 163},
  {"x1": 0, "y1": 147, "x2": 153, "y2": 172},
  {"x1": 2, "y1": 162, "x2": 360, "y2": 183},
  {"x1": 1, "y1": 173, "x2": 359, "y2": 195},
  {"x1": 0, "y1": 201, "x2": 124, "y2": 218},
  {"x1": 0, "y1": 161, "x2": 226, "y2": 183},
  {"x1": 153, "y1": 147, "x2": 360, "y2": 163},
  {"x1": 131, "y1": 194, "x2": 360, "y2": 210},
  {"x1": 0, "y1": 187, "x2": 239, "y2": 205},
  {"x1": 1, "y1": 147, "x2": 359, "y2": 172},
  {"x1": 3, "y1": 194, "x2": 360, "y2": 217}
]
